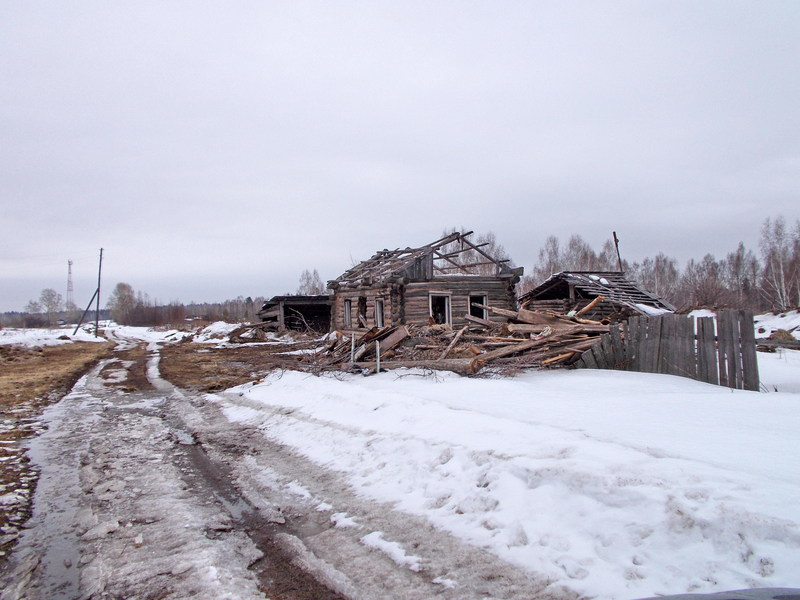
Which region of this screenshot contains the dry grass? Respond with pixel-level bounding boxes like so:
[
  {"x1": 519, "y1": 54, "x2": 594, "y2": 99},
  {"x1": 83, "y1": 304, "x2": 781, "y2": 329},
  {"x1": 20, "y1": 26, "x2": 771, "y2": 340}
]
[
  {"x1": 0, "y1": 342, "x2": 113, "y2": 411},
  {"x1": 159, "y1": 341, "x2": 307, "y2": 392}
]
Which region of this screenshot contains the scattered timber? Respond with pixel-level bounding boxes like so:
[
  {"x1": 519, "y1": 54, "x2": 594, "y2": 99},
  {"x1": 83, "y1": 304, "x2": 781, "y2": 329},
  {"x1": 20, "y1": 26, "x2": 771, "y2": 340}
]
[{"x1": 230, "y1": 303, "x2": 613, "y2": 376}]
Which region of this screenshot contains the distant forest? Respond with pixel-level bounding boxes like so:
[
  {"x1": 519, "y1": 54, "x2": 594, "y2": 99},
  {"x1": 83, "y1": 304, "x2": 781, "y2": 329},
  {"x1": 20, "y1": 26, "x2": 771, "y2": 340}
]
[
  {"x1": 3, "y1": 215, "x2": 797, "y2": 328},
  {"x1": 517, "y1": 215, "x2": 799, "y2": 312}
]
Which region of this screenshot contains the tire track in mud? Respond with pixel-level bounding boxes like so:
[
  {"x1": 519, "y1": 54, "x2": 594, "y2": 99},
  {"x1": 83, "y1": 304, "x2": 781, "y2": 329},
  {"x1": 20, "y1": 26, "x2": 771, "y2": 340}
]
[
  {"x1": 2, "y1": 335, "x2": 576, "y2": 600},
  {"x1": 189, "y1": 392, "x2": 576, "y2": 600},
  {"x1": 0, "y1": 339, "x2": 342, "y2": 600}
]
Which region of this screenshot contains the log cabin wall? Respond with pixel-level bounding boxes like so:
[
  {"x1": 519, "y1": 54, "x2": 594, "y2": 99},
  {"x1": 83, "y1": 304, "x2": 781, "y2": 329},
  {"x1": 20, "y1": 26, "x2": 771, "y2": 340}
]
[
  {"x1": 401, "y1": 278, "x2": 516, "y2": 327},
  {"x1": 331, "y1": 277, "x2": 517, "y2": 330},
  {"x1": 332, "y1": 287, "x2": 392, "y2": 330}
]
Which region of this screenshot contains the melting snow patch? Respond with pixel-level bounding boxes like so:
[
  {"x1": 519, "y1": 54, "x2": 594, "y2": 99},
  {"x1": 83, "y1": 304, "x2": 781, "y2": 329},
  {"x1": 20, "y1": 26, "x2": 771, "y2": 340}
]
[
  {"x1": 330, "y1": 512, "x2": 359, "y2": 528},
  {"x1": 286, "y1": 480, "x2": 312, "y2": 499},
  {"x1": 432, "y1": 576, "x2": 457, "y2": 589},
  {"x1": 361, "y1": 531, "x2": 422, "y2": 571}
]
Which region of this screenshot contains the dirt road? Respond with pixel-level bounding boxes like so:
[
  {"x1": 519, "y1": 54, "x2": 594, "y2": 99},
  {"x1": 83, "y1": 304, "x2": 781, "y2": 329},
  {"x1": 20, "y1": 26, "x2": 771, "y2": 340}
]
[{"x1": 0, "y1": 331, "x2": 563, "y2": 600}]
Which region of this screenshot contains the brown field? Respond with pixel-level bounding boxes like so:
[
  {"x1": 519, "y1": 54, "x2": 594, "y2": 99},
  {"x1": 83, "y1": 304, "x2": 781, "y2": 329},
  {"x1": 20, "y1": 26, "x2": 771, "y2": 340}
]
[{"x1": 159, "y1": 339, "x2": 317, "y2": 392}]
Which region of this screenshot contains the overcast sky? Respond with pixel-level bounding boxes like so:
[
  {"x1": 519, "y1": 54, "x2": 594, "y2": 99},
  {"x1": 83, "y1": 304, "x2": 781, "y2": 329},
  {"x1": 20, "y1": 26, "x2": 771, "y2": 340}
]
[{"x1": 2, "y1": 1, "x2": 798, "y2": 312}]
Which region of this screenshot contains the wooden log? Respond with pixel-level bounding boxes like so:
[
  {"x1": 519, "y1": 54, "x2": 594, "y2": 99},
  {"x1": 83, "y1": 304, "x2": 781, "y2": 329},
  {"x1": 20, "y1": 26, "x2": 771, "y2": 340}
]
[
  {"x1": 349, "y1": 358, "x2": 478, "y2": 375},
  {"x1": 463, "y1": 334, "x2": 527, "y2": 343},
  {"x1": 469, "y1": 325, "x2": 583, "y2": 370},
  {"x1": 506, "y1": 323, "x2": 609, "y2": 334},
  {"x1": 439, "y1": 326, "x2": 468, "y2": 360},
  {"x1": 464, "y1": 314, "x2": 502, "y2": 329},
  {"x1": 540, "y1": 352, "x2": 576, "y2": 366},
  {"x1": 473, "y1": 303, "x2": 519, "y2": 320},
  {"x1": 575, "y1": 295, "x2": 605, "y2": 317}
]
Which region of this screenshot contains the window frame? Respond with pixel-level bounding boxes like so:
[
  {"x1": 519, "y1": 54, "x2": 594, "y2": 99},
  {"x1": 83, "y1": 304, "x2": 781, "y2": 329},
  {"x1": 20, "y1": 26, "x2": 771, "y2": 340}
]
[{"x1": 428, "y1": 292, "x2": 452, "y2": 326}]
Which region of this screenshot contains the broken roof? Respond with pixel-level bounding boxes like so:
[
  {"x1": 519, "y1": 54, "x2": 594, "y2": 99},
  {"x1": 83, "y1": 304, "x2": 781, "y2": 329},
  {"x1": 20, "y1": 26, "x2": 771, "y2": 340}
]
[
  {"x1": 520, "y1": 271, "x2": 675, "y2": 315},
  {"x1": 328, "y1": 231, "x2": 521, "y2": 289}
]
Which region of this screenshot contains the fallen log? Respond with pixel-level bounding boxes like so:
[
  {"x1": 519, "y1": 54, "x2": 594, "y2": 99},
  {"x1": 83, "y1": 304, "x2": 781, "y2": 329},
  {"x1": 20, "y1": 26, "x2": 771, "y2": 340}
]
[
  {"x1": 506, "y1": 323, "x2": 610, "y2": 334},
  {"x1": 348, "y1": 358, "x2": 478, "y2": 376},
  {"x1": 470, "y1": 325, "x2": 583, "y2": 371},
  {"x1": 438, "y1": 326, "x2": 468, "y2": 360},
  {"x1": 576, "y1": 295, "x2": 605, "y2": 316},
  {"x1": 463, "y1": 314, "x2": 502, "y2": 329}
]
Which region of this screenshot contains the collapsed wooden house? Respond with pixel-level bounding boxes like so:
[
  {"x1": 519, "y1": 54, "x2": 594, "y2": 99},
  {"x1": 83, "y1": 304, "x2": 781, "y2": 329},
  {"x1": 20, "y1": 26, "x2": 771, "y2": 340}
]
[
  {"x1": 327, "y1": 231, "x2": 524, "y2": 331},
  {"x1": 519, "y1": 271, "x2": 675, "y2": 321}
]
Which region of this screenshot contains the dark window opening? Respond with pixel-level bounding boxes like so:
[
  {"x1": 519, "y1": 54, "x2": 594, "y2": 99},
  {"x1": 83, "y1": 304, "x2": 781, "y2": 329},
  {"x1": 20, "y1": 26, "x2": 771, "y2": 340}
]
[
  {"x1": 470, "y1": 294, "x2": 488, "y2": 319},
  {"x1": 343, "y1": 299, "x2": 352, "y2": 328},
  {"x1": 358, "y1": 296, "x2": 368, "y2": 327},
  {"x1": 375, "y1": 299, "x2": 385, "y2": 328},
  {"x1": 430, "y1": 295, "x2": 451, "y2": 325}
]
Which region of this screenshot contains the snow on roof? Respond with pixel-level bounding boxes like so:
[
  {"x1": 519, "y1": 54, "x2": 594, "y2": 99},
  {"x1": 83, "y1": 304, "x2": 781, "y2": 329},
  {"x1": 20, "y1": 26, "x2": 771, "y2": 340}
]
[{"x1": 521, "y1": 271, "x2": 675, "y2": 314}]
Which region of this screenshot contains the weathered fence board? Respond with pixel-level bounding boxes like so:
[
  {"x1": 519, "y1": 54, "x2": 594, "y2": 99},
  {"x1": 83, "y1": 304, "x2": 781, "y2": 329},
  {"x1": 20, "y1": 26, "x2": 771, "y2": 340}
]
[{"x1": 574, "y1": 310, "x2": 759, "y2": 391}]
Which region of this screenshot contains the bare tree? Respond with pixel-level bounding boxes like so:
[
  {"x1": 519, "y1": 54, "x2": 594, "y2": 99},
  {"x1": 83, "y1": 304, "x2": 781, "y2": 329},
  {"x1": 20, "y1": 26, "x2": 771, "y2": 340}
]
[
  {"x1": 759, "y1": 216, "x2": 799, "y2": 310},
  {"x1": 25, "y1": 299, "x2": 42, "y2": 314},
  {"x1": 678, "y1": 254, "x2": 730, "y2": 308},
  {"x1": 297, "y1": 269, "x2": 326, "y2": 295},
  {"x1": 722, "y1": 242, "x2": 762, "y2": 310},
  {"x1": 628, "y1": 253, "x2": 680, "y2": 305},
  {"x1": 39, "y1": 288, "x2": 63, "y2": 325},
  {"x1": 107, "y1": 282, "x2": 137, "y2": 324}
]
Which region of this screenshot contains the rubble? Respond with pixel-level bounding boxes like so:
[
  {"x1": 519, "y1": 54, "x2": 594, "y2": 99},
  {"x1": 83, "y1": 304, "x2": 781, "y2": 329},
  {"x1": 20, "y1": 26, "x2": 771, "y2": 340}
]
[{"x1": 229, "y1": 303, "x2": 612, "y2": 376}]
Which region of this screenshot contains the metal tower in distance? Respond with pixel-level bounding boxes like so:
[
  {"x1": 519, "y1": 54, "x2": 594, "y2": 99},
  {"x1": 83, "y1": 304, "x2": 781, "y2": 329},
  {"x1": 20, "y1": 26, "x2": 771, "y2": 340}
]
[{"x1": 67, "y1": 259, "x2": 75, "y2": 309}]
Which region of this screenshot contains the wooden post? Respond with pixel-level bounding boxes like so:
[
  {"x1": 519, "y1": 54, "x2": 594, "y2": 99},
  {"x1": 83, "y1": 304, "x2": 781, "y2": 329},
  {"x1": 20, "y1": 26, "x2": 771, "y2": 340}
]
[
  {"x1": 94, "y1": 248, "x2": 103, "y2": 337},
  {"x1": 739, "y1": 310, "x2": 759, "y2": 391},
  {"x1": 376, "y1": 340, "x2": 381, "y2": 373},
  {"x1": 697, "y1": 317, "x2": 718, "y2": 385},
  {"x1": 350, "y1": 334, "x2": 355, "y2": 364},
  {"x1": 278, "y1": 302, "x2": 286, "y2": 332},
  {"x1": 717, "y1": 311, "x2": 732, "y2": 387}
]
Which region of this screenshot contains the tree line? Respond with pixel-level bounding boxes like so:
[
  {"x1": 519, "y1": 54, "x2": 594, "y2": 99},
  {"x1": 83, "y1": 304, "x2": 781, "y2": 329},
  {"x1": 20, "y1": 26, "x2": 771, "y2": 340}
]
[
  {"x1": 5, "y1": 214, "x2": 797, "y2": 328},
  {"x1": 518, "y1": 215, "x2": 799, "y2": 312}
]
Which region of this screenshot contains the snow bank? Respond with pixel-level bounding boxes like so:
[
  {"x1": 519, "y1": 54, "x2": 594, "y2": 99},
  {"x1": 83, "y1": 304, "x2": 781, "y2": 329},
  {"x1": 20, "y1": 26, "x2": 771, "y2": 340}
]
[
  {"x1": 0, "y1": 326, "x2": 107, "y2": 347},
  {"x1": 192, "y1": 322, "x2": 243, "y2": 343},
  {"x1": 754, "y1": 310, "x2": 800, "y2": 339},
  {"x1": 224, "y1": 356, "x2": 800, "y2": 600}
]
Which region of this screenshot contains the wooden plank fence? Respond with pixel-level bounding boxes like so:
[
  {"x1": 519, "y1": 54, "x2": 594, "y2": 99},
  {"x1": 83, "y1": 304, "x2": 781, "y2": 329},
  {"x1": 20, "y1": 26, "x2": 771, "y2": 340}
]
[{"x1": 573, "y1": 310, "x2": 759, "y2": 391}]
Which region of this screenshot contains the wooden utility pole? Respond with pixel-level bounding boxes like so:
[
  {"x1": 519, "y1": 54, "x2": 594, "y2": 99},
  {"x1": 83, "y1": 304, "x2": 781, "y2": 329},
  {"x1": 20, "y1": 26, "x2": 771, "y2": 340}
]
[
  {"x1": 613, "y1": 232, "x2": 624, "y2": 273},
  {"x1": 94, "y1": 248, "x2": 103, "y2": 337}
]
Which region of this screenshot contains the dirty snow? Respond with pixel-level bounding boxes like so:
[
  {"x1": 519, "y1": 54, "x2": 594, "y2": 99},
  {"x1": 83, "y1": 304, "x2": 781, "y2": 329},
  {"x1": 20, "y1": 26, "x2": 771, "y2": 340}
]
[
  {"x1": 4, "y1": 321, "x2": 800, "y2": 600},
  {"x1": 219, "y1": 350, "x2": 800, "y2": 600},
  {"x1": 0, "y1": 326, "x2": 107, "y2": 346},
  {"x1": 754, "y1": 310, "x2": 800, "y2": 339},
  {"x1": 192, "y1": 321, "x2": 246, "y2": 343}
]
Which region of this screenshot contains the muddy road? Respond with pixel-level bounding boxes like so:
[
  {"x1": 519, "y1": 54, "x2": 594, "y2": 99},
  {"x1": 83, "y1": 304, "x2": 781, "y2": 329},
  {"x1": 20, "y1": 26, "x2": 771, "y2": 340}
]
[{"x1": 0, "y1": 332, "x2": 562, "y2": 600}]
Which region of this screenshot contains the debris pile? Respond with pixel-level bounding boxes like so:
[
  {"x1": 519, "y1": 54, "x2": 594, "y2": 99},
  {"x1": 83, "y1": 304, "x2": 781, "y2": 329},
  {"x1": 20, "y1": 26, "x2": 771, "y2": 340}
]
[
  {"x1": 322, "y1": 299, "x2": 612, "y2": 375},
  {"x1": 225, "y1": 300, "x2": 613, "y2": 376}
]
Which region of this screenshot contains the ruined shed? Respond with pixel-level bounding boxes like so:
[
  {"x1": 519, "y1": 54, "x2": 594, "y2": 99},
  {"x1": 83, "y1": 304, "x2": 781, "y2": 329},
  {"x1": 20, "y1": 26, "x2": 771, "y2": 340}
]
[
  {"x1": 327, "y1": 232, "x2": 523, "y2": 331},
  {"x1": 519, "y1": 271, "x2": 675, "y2": 320},
  {"x1": 257, "y1": 295, "x2": 332, "y2": 333}
]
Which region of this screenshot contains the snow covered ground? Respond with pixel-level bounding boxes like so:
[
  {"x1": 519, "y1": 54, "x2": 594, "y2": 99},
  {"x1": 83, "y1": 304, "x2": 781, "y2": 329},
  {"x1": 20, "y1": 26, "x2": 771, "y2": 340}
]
[
  {"x1": 216, "y1": 348, "x2": 800, "y2": 599},
  {"x1": 3, "y1": 317, "x2": 799, "y2": 599},
  {"x1": 0, "y1": 325, "x2": 108, "y2": 346},
  {"x1": 754, "y1": 310, "x2": 800, "y2": 339}
]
